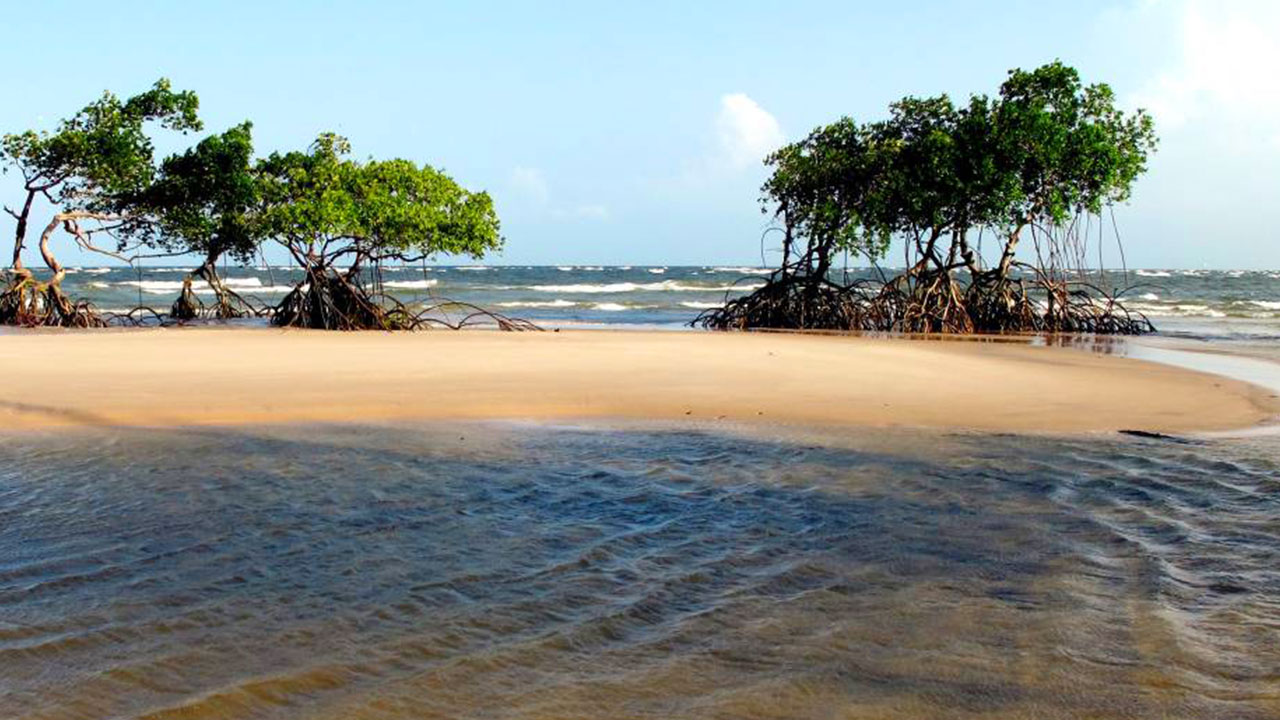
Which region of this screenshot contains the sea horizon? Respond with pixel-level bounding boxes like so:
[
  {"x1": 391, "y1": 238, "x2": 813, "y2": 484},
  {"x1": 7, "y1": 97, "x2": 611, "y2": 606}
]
[{"x1": 27, "y1": 264, "x2": 1280, "y2": 342}]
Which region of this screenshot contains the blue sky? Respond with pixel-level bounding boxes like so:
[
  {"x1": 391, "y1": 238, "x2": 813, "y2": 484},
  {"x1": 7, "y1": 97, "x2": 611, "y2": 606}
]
[{"x1": 2, "y1": 1, "x2": 1277, "y2": 268}]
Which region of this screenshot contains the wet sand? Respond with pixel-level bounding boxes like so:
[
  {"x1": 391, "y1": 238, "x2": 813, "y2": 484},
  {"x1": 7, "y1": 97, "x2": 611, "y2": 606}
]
[{"x1": 0, "y1": 327, "x2": 1274, "y2": 432}]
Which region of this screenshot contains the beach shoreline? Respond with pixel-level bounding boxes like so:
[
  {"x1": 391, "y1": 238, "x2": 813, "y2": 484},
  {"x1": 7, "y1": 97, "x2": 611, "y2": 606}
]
[{"x1": 0, "y1": 327, "x2": 1275, "y2": 434}]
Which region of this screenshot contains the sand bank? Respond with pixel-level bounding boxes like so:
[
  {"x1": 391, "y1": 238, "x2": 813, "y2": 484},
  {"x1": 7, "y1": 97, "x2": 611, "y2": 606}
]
[{"x1": 0, "y1": 328, "x2": 1275, "y2": 432}]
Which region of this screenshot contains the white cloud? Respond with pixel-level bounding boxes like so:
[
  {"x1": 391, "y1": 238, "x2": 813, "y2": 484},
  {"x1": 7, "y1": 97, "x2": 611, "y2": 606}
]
[
  {"x1": 1129, "y1": 1, "x2": 1280, "y2": 148},
  {"x1": 508, "y1": 166, "x2": 608, "y2": 221},
  {"x1": 551, "y1": 204, "x2": 610, "y2": 220},
  {"x1": 716, "y1": 93, "x2": 785, "y2": 169},
  {"x1": 509, "y1": 166, "x2": 550, "y2": 205},
  {"x1": 569, "y1": 204, "x2": 610, "y2": 220}
]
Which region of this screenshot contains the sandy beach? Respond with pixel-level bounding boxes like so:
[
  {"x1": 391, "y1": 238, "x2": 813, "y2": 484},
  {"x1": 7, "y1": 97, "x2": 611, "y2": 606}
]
[{"x1": 0, "y1": 327, "x2": 1273, "y2": 433}]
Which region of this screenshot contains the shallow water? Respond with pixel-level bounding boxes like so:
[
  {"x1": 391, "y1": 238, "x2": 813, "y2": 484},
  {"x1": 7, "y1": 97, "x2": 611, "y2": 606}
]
[{"x1": 2, "y1": 422, "x2": 1277, "y2": 719}]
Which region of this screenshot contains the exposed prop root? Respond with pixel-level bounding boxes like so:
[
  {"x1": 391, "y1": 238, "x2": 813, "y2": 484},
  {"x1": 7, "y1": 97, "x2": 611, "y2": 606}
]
[
  {"x1": 169, "y1": 280, "x2": 201, "y2": 321},
  {"x1": 3, "y1": 267, "x2": 537, "y2": 331},
  {"x1": 409, "y1": 301, "x2": 542, "y2": 331},
  {"x1": 271, "y1": 265, "x2": 540, "y2": 331},
  {"x1": 168, "y1": 269, "x2": 262, "y2": 322},
  {"x1": 101, "y1": 306, "x2": 171, "y2": 326},
  {"x1": 691, "y1": 271, "x2": 864, "y2": 330},
  {"x1": 0, "y1": 272, "x2": 107, "y2": 328},
  {"x1": 272, "y1": 267, "x2": 400, "y2": 330},
  {"x1": 696, "y1": 261, "x2": 1153, "y2": 335}
]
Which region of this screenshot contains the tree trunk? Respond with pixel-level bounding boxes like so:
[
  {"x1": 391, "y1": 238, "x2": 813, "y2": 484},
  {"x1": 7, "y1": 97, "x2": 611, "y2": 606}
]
[
  {"x1": 172, "y1": 250, "x2": 245, "y2": 320},
  {"x1": 9, "y1": 189, "x2": 35, "y2": 273},
  {"x1": 36, "y1": 216, "x2": 76, "y2": 322}
]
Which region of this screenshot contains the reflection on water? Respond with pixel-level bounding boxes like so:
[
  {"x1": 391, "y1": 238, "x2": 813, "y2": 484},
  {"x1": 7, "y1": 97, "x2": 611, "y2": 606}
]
[{"x1": 1, "y1": 423, "x2": 1278, "y2": 719}]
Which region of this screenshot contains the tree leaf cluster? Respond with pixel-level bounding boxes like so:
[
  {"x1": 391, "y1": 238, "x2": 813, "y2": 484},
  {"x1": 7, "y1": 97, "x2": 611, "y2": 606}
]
[
  {"x1": 255, "y1": 134, "x2": 501, "y2": 267},
  {"x1": 763, "y1": 60, "x2": 1158, "y2": 266},
  {"x1": 3, "y1": 79, "x2": 503, "y2": 306}
]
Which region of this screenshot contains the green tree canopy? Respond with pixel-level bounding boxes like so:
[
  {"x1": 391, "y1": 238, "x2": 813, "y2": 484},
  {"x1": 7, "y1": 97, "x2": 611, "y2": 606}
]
[
  {"x1": 761, "y1": 61, "x2": 1156, "y2": 273},
  {"x1": 2, "y1": 78, "x2": 201, "y2": 223},
  {"x1": 143, "y1": 121, "x2": 260, "y2": 265},
  {"x1": 256, "y1": 133, "x2": 501, "y2": 270}
]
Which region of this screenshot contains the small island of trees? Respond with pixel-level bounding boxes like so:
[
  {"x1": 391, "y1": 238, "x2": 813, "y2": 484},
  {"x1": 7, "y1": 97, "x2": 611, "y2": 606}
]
[
  {"x1": 4, "y1": 64, "x2": 1157, "y2": 335},
  {"x1": 1, "y1": 80, "x2": 522, "y2": 330},
  {"x1": 698, "y1": 61, "x2": 1159, "y2": 335}
]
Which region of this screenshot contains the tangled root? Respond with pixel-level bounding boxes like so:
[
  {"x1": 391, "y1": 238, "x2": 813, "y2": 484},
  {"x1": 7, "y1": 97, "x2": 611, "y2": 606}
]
[
  {"x1": 272, "y1": 269, "x2": 398, "y2": 330},
  {"x1": 169, "y1": 280, "x2": 200, "y2": 321},
  {"x1": 1, "y1": 267, "x2": 537, "y2": 332},
  {"x1": 0, "y1": 274, "x2": 106, "y2": 328},
  {"x1": 169, "y1": 273, "x2": 256, "y2": 322},
  {"x1": 271, "y1": 267, "x2": 540, "y2": 331},
  {"x1": 697, "y1": 263, "x2": 1153, "y2": 335},
  {"x1": 693, "y1": 272, "x2": 864, "y2": 330},
  {"x1": 410, "y1": 301, "x2": 542, "y2": 331}
]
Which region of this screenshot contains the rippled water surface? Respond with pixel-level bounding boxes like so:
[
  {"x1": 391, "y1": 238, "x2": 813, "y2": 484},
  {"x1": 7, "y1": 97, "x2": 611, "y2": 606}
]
[
  {"x1": 41, "y1": 265, "x2": 1280, "y2": 336},
  {"x1": 2, "y1": 423, "x2": 1278, "y2": 719}
]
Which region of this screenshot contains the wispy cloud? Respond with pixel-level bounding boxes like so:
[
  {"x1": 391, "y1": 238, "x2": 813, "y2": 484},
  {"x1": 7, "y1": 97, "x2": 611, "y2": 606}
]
[
  {"x1": 507, "y1": 166, "x2": 608, "y2": 221},
  {"x1": 1128, "y1": 0, "x2": 1280, "y2": 149},
  {"x1": 716, "y1": 93, "x2": 785, "y2": 169},
  {"x1": 654, "y1": 93, "x2": 785, "y2": 194},
  {"x1": 556, "y1": 204, "x2": 610, "y2": 220},
  {"x1": 509, "y1": 165, "x2": 551, "y2": 205}
]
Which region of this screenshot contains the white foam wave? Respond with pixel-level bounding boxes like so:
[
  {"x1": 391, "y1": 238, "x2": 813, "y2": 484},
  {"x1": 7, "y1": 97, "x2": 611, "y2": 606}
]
[
  {"x1": 592, "y1": 303, "x2": 631, "y2": 311},
  {"x1": 680, "y1": 301, "x2": 722, "y2": 309},
  {"x1": 382, "y1": 279, "x2": 439, "y2": 289},
  {"x1": 456, "y1": 266, "x2": 491, "y2": 271},
  {"x1": 647, "y1": 268, "x2": 666, "y2": 274},
  {"x1": 115, "y1": 279, "x2": 294, "y2": 295},
  {"x1": 116, "y1": 280, "x2": 186, "y2": 293},
  {"x1": 496, "y1": 299, "x2": 577, "y2": 308},
  {"x1": 1126, "y1": 302, "x2": 1227, "y2": 318},
  {"x1": 528, "y1": 281, "x2": 763, "y2": 293},
  {"x1": 1135, "y1": 270, "x2": 1172, "y2": 277},
  {"x1": 712, "y1": 266, "x2": 773, "y2": 275}
]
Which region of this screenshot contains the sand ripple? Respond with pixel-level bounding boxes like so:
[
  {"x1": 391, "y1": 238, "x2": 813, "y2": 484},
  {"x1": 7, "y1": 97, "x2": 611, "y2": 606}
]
[{"x1": 1, "y1": 424, "x2": 1277, "y2": 719}]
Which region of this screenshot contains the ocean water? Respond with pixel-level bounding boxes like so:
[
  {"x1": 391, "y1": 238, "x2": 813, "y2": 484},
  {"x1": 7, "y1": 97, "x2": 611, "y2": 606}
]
[
  {"x1": 2, "y1": 422, "x2": 1278, "y2": 719},
  {"x1": 52, "y1": 264, "x2": 1280, "y2": 338}
]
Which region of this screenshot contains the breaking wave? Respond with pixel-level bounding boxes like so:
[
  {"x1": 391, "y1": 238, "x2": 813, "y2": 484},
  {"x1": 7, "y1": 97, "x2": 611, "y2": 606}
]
[
  {"x1": 528, "y1": 281, "x2": 764, "y2": 293},
  {"x1": 382, "y1": 279, "x2": 439, "y2": 289},
  {"x1": 495, "y1": 299, "x2": 577, "y2": 308}
]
